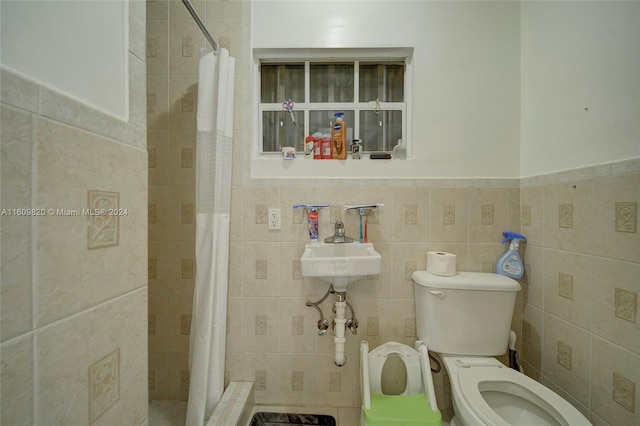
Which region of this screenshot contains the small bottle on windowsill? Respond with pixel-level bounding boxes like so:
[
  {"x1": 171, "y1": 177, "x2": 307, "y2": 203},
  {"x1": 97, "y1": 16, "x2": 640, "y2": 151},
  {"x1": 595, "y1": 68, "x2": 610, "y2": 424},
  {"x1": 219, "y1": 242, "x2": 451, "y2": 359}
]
[{"x1": 392, "y1": 139, "x2": 406, "y2": 160}]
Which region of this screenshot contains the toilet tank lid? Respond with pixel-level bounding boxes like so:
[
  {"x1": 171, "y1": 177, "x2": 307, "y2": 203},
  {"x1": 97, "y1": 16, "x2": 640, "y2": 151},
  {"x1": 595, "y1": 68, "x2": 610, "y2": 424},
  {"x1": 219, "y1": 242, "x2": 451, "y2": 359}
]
[{"x1": 412, "y1": 271, "x2": 521, "y2": 291}]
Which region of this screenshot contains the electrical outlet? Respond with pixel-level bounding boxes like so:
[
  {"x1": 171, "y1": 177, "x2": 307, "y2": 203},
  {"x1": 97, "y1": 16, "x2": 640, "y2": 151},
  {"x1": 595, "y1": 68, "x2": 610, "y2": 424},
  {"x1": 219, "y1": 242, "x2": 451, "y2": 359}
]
[{"x1": 268, "y1": 208, "x2": 281, "y2": 230}]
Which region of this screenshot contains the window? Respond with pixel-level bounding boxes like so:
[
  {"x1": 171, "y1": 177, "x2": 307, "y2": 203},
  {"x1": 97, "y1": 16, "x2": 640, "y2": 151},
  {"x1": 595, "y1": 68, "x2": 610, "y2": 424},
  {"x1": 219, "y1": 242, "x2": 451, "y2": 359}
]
[{"x1": 258, "y1": 53, "x2": 409, "y2": 156}]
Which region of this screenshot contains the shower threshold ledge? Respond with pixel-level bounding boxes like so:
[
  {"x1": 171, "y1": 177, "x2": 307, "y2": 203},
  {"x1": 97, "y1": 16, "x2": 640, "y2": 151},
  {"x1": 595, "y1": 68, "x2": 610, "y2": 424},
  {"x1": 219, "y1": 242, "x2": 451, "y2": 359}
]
[{"x1": 207, "y1": 381, "x2": 255, "y2": 426}]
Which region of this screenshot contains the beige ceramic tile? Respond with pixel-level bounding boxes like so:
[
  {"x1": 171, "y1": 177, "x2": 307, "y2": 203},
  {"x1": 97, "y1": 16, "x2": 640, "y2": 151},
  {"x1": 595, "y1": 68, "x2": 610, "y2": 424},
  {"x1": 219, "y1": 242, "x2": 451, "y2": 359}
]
[
  {"x1": 241, "y1": 187, "x2": 281, "y2": 242},
  {"x1": 147, "y1": 0, "x2": 169, "y2": 21},
  {"x1": 591, "y1": 257, "x2": 640, "y2": 355},
  {"x1": 278, "y1": 242, "x2": 316, "y2": 298},
  {"x1": 167, "y1": 297, "x2": 193, "y2": 354},
  {"x1": 35, "y1": 289, "x2": 147, "y2": 425},
  {"x1": 148, "y1": 185, "x2": 168, "y2": 241},
  {"x1": 205, "y1": 17, "x2": 243, "y2": 55},
  {"x1": 225, "y1": 297, "x2": 243, "y2": 354},
  {"x1": 521, "y1": 246, "x2": 544, "y2": 309},
  {"x1": 146, "y1": 20, "x2": 169, "y2": 76},
  {"x1": 543, "y1": 251, "x2": 593, "y2": 330},
  {"x1": 507, "y1": 187, "x2": 521, "y2": 232},
  {"x1": 33, "y1": 117, "x2": 147, "y2": 327},
  {"x1": 468, "y1": 243, "x2": 504, "y2": 273},
  {"x1": 468, "y1": 188, "x2": 509, "y2": 243},
  {"x1": 147, "y1": 130, "x2": 168, "y2": 186},
  {"x1": 391, "y1": 187, "x2": 430, "y2": 243},
  {"x1": 543, "y1": 180, "x2": 593, "y2": 254},
  {"x1": 147, "y1": 75, "x2": 170, "y2": 130},
  {"x1": 520, "y1": 185, "x2": 543, "y2": 247},
  {"x1": 170, "y1": 0, "x2": 205, "y2": 20},
  {"x1": 241, "y1": 298, "x2": 282, "y2": 353},
  {"x1": 0, "y1": 334, "x2": 34, "y2": 425},
  {"x1": 1, "y1": 105, "x2": 33, "y2": 341},
  {"x1": 148, "y1": 297, "x2": 169, "y2": 354},
  {"x1": 166, "y1": 240, "x2": 196, "y2": 297},
  {"x1": 169, "y1": 19, "x2": 206, "y2": 75},
  {"x1": 148, "y1": 241, "x2": 170, "y2": 297},
  {"x1": 168, "y1": 75, "x2": 198, "y2": 130},
  {"x1": 430, "y1": 188, "x2": 469, "y2": 243},
  {"x1": 591, "y1": 337, "x2": 640, "y2": 425},
  {"x1": 241, "y1": 354, "x2": 285, "y2": 405},
  {"x1": 593, "y1": 173, "x2": 640, "y2": 263},
  {"x1": 391, "y1": 243, "x2": 430, "y2": 299},
  {"x1": 167, "y1": 351, "x2": 190, "y2": 400},
  {"x1": 148, "y1": 351, "x2": 169, "y2": 400},
  {"x1": 543, "y1": 314, "x2": 591, "y2": 405},
  {"x1": 242, "y1": 242, "x2": 281, "y2": 297},
  {"x1": 167, "y1": 130, "x2": 196, "y2": 186},
  {"x1": 521, "y1": 305, "x2": 543, "y2": 372},
  {"x1": 165, "y1": 186, "x2": 195, "y2": 240}
]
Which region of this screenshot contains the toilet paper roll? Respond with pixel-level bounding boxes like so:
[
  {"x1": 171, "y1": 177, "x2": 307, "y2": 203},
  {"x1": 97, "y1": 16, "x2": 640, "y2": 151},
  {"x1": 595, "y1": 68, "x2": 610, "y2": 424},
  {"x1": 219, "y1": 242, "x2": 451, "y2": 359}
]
[{"x1": 427, "y1": 251, "x2": 457, "y2": 276}]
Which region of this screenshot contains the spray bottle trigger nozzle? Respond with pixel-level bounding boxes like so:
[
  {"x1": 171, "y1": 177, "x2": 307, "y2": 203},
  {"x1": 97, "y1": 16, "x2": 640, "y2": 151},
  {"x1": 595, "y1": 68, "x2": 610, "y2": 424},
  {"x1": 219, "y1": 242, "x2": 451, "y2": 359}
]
[{"x1": 501, "y1": 231, "x2": 527, "y2": 244}]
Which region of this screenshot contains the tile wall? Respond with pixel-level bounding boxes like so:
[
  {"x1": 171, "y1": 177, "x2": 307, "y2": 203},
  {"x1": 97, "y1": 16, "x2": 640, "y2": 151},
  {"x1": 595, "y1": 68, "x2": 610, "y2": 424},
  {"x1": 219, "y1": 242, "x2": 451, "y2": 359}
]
[
  {"x1": 520, "y1": 159, "x2": 640, "y2": 425},
  {"x1": 0, "y1": 1, "x2": 148, "y2": 424},
  {"x1": 225, "y1": 182, "x2": 521, "y2": 417}
]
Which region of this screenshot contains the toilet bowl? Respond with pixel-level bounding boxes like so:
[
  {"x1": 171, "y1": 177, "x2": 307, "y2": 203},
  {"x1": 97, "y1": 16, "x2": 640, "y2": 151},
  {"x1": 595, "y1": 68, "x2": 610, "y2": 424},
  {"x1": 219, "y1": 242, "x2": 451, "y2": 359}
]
[{"x1": 442, "y1": 356, "x2": 591, "y2": 426}]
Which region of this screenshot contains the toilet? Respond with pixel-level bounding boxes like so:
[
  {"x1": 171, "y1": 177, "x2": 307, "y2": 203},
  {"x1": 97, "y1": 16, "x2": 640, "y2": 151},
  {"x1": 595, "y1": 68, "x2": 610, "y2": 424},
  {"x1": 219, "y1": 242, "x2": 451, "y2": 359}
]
[{"x1": 412, "y1": 270, "x2": 591, "y2": 426}]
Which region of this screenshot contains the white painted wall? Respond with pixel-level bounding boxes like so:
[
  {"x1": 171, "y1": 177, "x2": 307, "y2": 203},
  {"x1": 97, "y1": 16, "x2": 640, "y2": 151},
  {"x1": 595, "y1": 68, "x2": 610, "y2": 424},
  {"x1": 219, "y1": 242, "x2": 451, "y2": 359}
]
[
  {"x1": 251, "y1": 1, "x2": 521, "y2": 178},
  {"x1": 1, "y1": 0, "x2": 128, "y2": 120},
  {"x1": 520, "y1": 1, "x2": 640, "y2": 177}
]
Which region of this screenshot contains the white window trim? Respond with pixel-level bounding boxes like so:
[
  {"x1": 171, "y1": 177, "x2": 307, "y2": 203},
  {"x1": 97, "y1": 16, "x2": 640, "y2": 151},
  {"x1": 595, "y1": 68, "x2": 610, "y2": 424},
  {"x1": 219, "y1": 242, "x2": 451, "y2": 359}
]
[{"x1": 252, "y1": 48, "x2": 414, "y2": 179}]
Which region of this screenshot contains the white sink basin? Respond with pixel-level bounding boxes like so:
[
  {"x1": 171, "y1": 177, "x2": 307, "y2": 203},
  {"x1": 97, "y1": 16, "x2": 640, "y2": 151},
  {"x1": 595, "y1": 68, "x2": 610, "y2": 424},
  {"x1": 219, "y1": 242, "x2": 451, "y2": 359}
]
[{"x1": 299, "y1": 242, "x2": 381, "y2": 292}]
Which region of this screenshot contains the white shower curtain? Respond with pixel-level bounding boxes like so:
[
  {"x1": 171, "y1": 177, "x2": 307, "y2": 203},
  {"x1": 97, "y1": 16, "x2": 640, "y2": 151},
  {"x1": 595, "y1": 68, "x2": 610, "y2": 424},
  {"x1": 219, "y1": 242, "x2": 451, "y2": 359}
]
[{"x1": 186, "y1": 47, "x2": 235, "y2": 426}]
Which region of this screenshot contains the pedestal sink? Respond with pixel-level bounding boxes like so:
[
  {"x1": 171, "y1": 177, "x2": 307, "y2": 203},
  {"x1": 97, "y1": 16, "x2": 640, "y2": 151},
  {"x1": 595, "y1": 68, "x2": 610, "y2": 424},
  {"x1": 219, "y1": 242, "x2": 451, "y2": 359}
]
[{"x1": 299, "y1": 242, "x2": 382, "y2": 292}]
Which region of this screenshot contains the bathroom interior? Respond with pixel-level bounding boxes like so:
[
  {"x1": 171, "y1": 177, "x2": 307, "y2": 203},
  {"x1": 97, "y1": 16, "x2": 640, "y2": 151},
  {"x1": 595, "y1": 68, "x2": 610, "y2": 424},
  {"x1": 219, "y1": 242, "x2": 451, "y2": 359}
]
[{"x1": 1, "y1": 0, "x2": 639, "y2": 425}]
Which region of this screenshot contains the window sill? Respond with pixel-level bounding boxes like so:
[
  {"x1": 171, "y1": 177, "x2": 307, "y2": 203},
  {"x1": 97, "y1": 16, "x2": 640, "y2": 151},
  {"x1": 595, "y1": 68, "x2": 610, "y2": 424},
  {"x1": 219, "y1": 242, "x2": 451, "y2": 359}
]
[{"x1": 250, "y1": 155, "x2": 416, "y2": 180}]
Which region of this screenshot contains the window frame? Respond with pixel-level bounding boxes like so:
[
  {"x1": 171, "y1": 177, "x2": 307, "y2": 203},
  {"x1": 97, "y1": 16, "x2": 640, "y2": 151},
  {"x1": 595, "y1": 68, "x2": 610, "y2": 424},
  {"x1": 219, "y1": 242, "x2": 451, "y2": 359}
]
[{"x1": 253, "y1": 48, "x2": 414, "y2": 158}]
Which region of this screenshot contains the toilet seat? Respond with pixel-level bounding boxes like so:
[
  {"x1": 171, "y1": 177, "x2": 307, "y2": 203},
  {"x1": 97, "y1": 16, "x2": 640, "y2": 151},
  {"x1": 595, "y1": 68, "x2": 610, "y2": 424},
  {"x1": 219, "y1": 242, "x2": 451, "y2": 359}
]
[
  {"x1": 454, "y1": 362, "x2": 591, "y2": 426},
  {"x1": 442, "y1": 356, "x2": 591, "y2": 426}
]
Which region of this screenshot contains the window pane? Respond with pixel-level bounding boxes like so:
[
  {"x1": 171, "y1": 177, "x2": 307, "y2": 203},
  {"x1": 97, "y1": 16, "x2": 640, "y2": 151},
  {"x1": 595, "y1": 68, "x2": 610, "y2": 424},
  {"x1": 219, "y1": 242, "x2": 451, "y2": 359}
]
[
  {"x1": 262, "y1": 111, "x2": 305, "y2": 152},
  {"x1": 359, "y1": 110, "x2": 403, "y2": 152},
  {"x1": 309, "y1": 110, "x2": 355, "y2": 142},
  {"x1": 359, "y1": 62, "x2": 404, "y2": 102},
  {"x1": 310, "y1": 63, "x2": 354, "y2": 103},
  {"x1": 260, "y1": 63, "x2": 304, "y2": 103}
]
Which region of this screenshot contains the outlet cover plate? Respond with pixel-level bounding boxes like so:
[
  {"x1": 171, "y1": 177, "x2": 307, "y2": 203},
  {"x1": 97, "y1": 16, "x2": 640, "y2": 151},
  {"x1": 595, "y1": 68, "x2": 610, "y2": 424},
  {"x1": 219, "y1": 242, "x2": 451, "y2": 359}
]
[{"x1": 268, "y1": 209, "x2": 281, "y2": 230}]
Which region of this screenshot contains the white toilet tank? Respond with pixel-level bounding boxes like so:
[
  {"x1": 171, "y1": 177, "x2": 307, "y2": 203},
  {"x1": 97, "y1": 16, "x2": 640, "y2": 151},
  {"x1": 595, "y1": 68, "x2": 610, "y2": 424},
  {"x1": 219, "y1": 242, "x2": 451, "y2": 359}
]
[{"x1": 413, "y1": 271, "x2": 521, "y2": 356}]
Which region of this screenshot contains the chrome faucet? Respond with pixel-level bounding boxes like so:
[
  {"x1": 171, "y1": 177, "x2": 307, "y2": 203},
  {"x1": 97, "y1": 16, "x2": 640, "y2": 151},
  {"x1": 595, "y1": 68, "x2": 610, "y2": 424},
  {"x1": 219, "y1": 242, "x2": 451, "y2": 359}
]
[{"x1": 324, "y1": 221, "x2": 354, "y2": 243}]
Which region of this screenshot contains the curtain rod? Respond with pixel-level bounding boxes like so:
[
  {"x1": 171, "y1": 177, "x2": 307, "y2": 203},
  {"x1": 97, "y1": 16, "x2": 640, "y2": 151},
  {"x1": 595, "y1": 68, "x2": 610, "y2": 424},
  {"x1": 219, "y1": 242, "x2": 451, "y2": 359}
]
[{"x1": 181, "y1": 0, "x2": 218, "y2": 52}]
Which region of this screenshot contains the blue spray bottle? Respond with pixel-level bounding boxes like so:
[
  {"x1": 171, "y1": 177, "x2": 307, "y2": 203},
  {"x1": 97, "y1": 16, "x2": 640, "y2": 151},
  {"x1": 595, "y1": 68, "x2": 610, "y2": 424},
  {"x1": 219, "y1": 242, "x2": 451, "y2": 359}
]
[{"x1": 496, "y1": 231, "x2": 526, "y2": 279}]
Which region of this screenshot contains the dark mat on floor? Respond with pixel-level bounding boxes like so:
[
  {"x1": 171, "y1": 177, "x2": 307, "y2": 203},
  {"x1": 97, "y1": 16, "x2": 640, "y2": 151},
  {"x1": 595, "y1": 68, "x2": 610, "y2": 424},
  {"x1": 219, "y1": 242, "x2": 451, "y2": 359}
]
[{"x1": 249, "y1": 412, "x2": 337, "y2": 426}]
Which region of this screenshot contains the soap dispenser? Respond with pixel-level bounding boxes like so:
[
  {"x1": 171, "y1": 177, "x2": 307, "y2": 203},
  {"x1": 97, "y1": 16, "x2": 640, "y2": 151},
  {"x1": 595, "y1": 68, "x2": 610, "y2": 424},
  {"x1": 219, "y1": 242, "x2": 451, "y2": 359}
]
[{"x1": 392, "y1": 139, "x2": 406, "y2": 160}]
